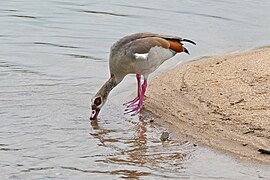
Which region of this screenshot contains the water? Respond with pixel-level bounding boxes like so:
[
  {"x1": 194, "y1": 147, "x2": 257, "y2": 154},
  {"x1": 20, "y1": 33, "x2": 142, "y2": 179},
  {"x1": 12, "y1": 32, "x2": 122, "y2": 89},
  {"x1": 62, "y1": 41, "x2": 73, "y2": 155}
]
[{"x1": 1, "y1": 0, "x2": 270, "y2": 179}]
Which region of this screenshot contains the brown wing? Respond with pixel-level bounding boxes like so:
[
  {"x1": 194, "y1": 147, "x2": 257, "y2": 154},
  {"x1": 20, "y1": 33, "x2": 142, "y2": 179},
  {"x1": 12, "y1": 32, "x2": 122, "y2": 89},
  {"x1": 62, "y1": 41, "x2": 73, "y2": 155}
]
[
  {"x1": 127, "y1": 37, "x2": 170, "y2": 54},
  {"x1": 112, "y1": 32, "x2": 195, "y2": 56}
]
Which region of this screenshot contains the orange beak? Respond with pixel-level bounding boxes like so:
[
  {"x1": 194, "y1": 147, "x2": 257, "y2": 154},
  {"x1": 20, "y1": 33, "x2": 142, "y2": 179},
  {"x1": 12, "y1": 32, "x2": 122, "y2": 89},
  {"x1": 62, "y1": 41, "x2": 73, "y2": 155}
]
[{"x1": 90, "y1": 108, "x2": 100, "y2": 120}]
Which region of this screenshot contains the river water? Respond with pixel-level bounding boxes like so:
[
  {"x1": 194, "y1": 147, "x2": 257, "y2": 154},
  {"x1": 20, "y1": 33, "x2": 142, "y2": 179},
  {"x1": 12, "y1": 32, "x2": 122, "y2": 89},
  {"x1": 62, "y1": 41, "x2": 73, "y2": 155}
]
[{"x1": 1, "y1": 0, "x2": 270, "y2": 179}]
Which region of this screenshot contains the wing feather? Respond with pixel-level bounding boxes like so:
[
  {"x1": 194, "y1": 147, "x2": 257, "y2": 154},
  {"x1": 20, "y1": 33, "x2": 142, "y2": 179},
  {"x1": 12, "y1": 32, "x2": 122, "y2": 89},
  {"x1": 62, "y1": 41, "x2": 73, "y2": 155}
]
[{"x1": 111, "y1": 32, "x2": 194, "y2": 61}]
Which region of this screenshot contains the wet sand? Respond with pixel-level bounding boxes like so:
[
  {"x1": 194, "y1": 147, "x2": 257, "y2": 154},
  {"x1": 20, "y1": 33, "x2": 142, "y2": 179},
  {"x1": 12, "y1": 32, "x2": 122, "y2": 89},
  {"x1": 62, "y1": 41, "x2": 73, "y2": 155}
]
[{"x1": 145, "y1": 47, "x2": 270, "y2": 163}]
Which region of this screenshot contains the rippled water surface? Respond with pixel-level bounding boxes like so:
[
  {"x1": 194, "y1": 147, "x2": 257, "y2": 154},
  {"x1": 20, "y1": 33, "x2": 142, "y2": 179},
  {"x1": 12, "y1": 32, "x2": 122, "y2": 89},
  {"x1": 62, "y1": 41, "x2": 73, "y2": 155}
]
[{"x1": 1, "y1": 0, "x2": 270, "y2": 179}]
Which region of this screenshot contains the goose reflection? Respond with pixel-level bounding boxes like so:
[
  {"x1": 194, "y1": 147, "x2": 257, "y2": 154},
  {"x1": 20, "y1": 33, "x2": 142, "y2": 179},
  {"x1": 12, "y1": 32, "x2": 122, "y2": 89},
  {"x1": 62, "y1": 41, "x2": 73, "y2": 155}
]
[{"x1": 89, "y1": 111, "x2": 187, "y2": 179}]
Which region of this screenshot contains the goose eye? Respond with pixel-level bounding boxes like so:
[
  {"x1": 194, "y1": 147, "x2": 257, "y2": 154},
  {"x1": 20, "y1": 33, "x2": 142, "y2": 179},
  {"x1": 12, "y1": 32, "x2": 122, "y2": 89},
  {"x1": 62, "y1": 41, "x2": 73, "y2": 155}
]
[{"x1": 94, "y1": 97, "x2": 102, "y2": 106}]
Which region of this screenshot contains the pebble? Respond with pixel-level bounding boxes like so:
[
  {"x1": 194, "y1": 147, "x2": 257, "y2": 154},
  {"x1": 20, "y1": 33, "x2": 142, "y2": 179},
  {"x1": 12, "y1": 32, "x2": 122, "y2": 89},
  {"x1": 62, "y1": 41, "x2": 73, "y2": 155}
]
[{"x1": 160, "y1": 131, "x2": 169, "y2": 141}]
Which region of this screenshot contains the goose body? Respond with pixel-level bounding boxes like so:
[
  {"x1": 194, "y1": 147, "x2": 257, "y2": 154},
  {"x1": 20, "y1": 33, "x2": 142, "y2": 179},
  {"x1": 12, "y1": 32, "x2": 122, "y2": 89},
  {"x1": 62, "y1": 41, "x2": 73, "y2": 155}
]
[{"x1": 90, "y1": 32, "x2": 195, "y2": 120}]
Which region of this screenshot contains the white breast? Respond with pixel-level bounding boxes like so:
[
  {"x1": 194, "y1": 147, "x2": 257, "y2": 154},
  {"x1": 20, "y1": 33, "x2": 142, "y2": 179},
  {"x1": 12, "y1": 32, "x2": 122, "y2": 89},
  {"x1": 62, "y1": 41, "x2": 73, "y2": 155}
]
[
  {"x1": 148, "y1": 46, "x2": 175, "y2": 62},
  {"x1": 133, "y1": 46, "x2": 175, "y2": 76}
]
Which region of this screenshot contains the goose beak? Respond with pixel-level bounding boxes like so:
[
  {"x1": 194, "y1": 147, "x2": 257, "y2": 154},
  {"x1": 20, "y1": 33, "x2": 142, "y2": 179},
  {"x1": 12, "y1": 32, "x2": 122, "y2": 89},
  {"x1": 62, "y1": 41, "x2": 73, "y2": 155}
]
[{"x1": 90, "y1": 108, "x2": 100, "y2": 120}]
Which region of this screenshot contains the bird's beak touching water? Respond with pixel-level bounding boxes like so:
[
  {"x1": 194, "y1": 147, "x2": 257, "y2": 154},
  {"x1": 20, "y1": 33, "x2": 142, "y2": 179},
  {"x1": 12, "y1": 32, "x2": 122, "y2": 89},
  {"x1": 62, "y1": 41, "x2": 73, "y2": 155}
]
[{"x1": 90, "y1": 107, "x2": 100, "y2": 120}]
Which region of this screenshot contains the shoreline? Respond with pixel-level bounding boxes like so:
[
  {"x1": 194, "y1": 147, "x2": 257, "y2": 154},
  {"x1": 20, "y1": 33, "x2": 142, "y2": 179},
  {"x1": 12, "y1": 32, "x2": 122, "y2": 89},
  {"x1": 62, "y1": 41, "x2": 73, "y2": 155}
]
[{"x1": 145, "y1": 47, "x2": 270, "y2": 163}]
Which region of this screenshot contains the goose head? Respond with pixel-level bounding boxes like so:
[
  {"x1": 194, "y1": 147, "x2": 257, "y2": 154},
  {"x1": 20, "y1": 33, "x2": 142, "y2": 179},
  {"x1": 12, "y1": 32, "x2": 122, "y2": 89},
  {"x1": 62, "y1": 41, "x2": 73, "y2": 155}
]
[
  {"x1": 90, "y1": 96, "x2": 105, "y2": 120},
  {"x1": 90, "y1": 75, "x2": 119, "y2": 120}
]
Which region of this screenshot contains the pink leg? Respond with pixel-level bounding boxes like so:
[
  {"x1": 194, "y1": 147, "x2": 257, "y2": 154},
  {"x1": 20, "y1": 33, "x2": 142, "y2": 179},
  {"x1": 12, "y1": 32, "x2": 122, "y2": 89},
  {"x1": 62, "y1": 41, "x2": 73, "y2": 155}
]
[
  {"x1": 138, "y1": 78, "x2": 147, "y2": 107},
  {"x1": 124, "y1": 74, "x2": 142, "y2": 106},
  {"x1": 125, "y1": 77, "x2": 148, "y2": 116}
]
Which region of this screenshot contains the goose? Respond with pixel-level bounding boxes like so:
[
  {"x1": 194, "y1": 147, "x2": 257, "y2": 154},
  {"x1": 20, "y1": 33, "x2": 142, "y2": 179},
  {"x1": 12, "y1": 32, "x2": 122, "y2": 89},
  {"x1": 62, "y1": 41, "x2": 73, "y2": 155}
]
[{"x1": 90, "y1": 32, "x2": 195, "y2": 120}]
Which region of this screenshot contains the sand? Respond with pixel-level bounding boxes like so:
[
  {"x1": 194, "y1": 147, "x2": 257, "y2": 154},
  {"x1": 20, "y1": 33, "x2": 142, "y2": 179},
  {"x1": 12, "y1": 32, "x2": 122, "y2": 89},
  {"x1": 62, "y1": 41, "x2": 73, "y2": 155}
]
[{"x1": 145, "y1": 47, "x2": 270, "y2": 163}]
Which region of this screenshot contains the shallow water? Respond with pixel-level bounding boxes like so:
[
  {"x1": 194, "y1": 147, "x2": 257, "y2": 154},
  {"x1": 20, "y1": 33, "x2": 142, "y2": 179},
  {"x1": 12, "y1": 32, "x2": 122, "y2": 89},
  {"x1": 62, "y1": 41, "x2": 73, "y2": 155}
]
[{"x1": 1, "y1": 0, "x2": 270, "y2": 179}]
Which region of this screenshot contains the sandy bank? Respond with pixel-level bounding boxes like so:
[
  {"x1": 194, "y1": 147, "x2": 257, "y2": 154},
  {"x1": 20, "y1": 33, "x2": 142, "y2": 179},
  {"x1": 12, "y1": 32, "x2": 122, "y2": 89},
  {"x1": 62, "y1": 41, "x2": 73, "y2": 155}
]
[{"x1": 145, "y1": 47, "x2": 270, "y2": 163}]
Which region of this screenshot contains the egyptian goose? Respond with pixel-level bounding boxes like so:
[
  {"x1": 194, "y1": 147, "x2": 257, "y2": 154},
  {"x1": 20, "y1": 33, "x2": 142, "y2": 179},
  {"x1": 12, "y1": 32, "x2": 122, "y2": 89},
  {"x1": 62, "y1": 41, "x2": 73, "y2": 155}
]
[{"x1": 90, "y1": 32, "x2": 195, "y2": 120}]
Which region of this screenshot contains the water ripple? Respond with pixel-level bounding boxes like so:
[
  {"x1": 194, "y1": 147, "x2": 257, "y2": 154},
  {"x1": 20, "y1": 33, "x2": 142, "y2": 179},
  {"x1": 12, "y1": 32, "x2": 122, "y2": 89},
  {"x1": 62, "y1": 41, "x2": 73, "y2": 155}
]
[
  {"x1": 0, "y1": 147, "x2": 21, "y2": 151},
  {"x1": 10, "y1": 15, "x2": 38, "y2": 19},
  {"x1": 82, "y1": 10, "x2": 129, "y2": 17},
  {"x1": 65, "y1": 53, "x2": 103, "y2": 61},
  {"x1": 34, "y1": 42, "x2": 79, "y2": 49},
  {"x1": 61, "y1": 166, "x2": 152, "y2": 178},
  {"x1": 21, "y1": 167, "x2": 54, "y2": 172}
]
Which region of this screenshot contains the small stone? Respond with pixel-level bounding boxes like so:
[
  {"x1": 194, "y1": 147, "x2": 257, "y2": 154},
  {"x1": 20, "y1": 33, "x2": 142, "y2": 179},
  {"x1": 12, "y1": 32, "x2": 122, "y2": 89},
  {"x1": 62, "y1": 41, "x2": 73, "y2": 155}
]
[
  {"x1": 221, "y1": 115, "x2": 231, "y2": 121},
  {"x1": 160, "y1": 131, "x2": 169, "y2": 141},
  {"x1": 242, "y1": 143, "x2": 248, "y2": 146},
  {"x1": 243, "y1": 129, "x2": 254, "y2": 134}
]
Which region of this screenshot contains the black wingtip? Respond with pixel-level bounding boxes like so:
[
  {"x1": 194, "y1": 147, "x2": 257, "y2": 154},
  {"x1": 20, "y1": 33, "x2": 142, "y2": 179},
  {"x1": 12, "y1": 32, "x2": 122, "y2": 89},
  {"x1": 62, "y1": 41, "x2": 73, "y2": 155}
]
[
  {"x1": 182, "y1": 39, "x2": 196, "y2": 45},
  {"x1": 183, "y1": 47, "x2": 190, "y2": 55}
]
